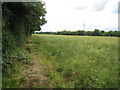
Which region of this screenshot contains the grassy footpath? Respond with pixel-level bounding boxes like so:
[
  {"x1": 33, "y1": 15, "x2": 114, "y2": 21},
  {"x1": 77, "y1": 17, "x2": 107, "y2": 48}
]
[
  {"x1": 2, "y1": 37, "x2": 53, "y2": 88},
  {"x1": 32, "y1": 34, "x2": 118, "y2": 88}
]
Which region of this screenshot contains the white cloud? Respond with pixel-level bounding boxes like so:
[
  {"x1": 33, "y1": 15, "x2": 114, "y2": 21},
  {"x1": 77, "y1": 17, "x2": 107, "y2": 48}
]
[{"x1": 41, "y1": 0, "x2": 119, "y2": 32}]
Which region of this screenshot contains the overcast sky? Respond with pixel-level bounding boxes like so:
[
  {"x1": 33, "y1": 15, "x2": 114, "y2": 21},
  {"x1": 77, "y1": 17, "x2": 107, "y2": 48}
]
[{"x1": 41, "y1": 0, "x2": 119, "y2": 32}]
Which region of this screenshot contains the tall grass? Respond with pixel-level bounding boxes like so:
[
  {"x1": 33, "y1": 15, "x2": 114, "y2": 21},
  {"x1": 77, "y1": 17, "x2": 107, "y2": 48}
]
[{"x1": 32, "y1": 34, "x2": 118, "y2": 88}]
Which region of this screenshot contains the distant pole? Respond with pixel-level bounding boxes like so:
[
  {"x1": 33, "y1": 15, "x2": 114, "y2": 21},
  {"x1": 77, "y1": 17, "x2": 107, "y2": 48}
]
[{"x1": 83, "y1": 23, "x2": 85, "y2": 31}]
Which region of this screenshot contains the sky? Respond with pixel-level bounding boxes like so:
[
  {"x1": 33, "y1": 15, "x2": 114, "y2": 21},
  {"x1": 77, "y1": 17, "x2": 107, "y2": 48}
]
[
  {"x1": 1, "y1": 0, "x2": 119, "y2": 32},
  {"x1": 40, "y1": 0, "x2": 119, "y2": 32}
]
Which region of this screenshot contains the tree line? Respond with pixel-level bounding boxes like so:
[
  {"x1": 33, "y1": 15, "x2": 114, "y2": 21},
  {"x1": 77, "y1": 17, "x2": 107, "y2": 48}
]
[
  {"x1": 35, "y1": 29, "x2": 120, "y2": 37},
  {"x1": 2, "y1": 2, "x2": 47, "y2": 74}
]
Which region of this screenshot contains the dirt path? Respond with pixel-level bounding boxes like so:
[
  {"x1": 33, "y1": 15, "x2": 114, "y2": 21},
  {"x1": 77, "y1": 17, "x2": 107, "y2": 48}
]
[{"x1": 22, "y1": 38, "x2": 53, "y2": 88}]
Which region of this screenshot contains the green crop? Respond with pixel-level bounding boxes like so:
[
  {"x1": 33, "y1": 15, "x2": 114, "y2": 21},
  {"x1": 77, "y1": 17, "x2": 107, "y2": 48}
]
[{"x1": 32, "y1": 34, "x2": 118, "y2": 88}]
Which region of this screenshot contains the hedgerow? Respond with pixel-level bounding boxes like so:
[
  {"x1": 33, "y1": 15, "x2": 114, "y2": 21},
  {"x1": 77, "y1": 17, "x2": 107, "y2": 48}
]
[{"x1": 2, "y1": 2, "x2": 47, "y2": 74}]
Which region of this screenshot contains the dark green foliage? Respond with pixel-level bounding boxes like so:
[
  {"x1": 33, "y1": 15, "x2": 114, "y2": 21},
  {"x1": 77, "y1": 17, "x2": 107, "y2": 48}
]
[
  {"x1": 77, "y1": 30, "x2": 85, "y2": 35},
  {"x1": 2, "y1": 30, "x2": 16, "y2": 54},
  {"x1": 2, "y1": 49, "x2": 30, "y2": 75},
  {"x1": 2, "y1": 2, "x2": 47, "y2": 46},
  {"x1": 36, "y1": 29, "x2": 120, "y2": 37},
  {"x1": 56, "y1": 67, "x2": 64, "y2": 73},
  {"x1": 2, "y1": 2, "x2": 47, "y2": 74},
  {"x1": 91, "y1": 29, "x2": 101, "y2": 36}
]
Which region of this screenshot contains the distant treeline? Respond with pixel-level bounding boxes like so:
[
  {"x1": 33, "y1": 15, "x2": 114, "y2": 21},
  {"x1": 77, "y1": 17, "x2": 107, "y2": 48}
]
[{"x1": 35, "y1": 29, "x2": 120, "y2": 37}]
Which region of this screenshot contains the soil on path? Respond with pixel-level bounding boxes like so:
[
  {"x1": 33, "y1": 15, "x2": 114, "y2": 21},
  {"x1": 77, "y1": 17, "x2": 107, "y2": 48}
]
[{"x1": 22, "y1": 37, "x2": 53, "y2": 88}]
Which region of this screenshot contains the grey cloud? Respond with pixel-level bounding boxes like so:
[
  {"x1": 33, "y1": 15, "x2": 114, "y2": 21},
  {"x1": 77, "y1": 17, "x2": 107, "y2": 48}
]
[{"x1": 94, "y1": 1, "x2": 108, "y2": 11}]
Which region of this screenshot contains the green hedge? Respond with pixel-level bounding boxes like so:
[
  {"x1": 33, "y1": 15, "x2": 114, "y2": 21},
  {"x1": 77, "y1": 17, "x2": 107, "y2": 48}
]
[{"x1": 2, "y1": 2, "x2": 47, "y2": 74}]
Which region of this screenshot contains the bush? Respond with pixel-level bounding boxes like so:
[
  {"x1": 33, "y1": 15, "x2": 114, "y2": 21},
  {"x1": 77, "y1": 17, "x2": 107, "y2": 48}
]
[
  {"x1": 2, "y1": 30, "x2": 16, "y2": 54},
  {"x1": 2, "y1": 49, "x2": 30, "y2": 75}
]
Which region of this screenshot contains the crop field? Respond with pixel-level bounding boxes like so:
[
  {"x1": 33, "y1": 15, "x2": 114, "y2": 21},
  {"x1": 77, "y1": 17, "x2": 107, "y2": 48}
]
[{"x1": 32, "y1": 34, "x2": 118, "y2": 88}]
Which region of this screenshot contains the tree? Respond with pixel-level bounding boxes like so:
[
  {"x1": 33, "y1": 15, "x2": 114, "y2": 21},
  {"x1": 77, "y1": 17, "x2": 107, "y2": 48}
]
[
  {"x1": 2, "y1": 2, "x2": 47, "y2": 74},
  {"x1": 2, "y1": 2, "x2": 47, "y2": 46},
  {"x1": 77, "y1": 30, "x2": 85, "y2": 35},
  {"x1": 92, "y1": 29, "x2": 101, "y2": 36},
  {"x1": 101, "y1": 30, "x2": 105, "y2": 36},
  {"x1": 85, "y1": 31, "x2": 92, "y2": 36},
  {"x1": 108, "y1": 30, "x2": 113, "y2": 36}
]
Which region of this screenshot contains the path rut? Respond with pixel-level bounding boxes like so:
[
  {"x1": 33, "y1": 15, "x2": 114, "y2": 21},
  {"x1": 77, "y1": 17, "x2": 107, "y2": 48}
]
[{"x1": 22, "y1": 38, "x2": 53, "y2": 88}]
